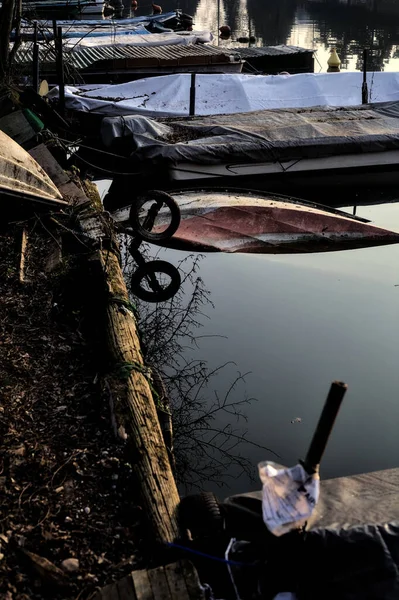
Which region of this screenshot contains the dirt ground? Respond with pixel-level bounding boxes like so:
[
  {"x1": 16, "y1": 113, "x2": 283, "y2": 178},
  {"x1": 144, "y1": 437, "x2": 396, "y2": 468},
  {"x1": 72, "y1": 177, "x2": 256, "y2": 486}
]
[{"x1": 0, "y1": 223, "x2": 143, "y2": 599}]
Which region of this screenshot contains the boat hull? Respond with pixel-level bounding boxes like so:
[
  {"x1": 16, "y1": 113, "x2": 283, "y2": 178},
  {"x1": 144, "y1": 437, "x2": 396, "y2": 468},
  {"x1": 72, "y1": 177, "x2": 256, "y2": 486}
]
[
  {"x1": 114, "y1": 190, "x2": 399, "y2": 254},
  {"x1": 0, "y1": 131, "x2": 64, "y2": 205}
]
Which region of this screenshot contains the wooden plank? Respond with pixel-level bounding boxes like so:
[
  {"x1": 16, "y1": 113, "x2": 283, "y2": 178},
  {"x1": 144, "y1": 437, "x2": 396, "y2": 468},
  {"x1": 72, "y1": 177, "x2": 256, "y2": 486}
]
[
  {"x1": 180, "y1": 561, "x2": 206, "y2": 600},
  {"x1": 116, "y1": 573, "x2": 137, "y2": 600},
  {"x1": 29, "y1": 144, "x2": 69, "y2": 186},
  {"x1": 147, "y1": 566, "x2": 171, "y2": 599},
  {"x1": 19, "y1": 227, "x2": 29, "y2": 283},
  {"x1": 45, "y1": 236, "x2": 62, "y2": 273},
  {"x1": 164, "y1": 562, "x2": 190, "y2": 600},
  {"x1": 132, "y1": 569, "x2": 154, "y2": 600},
  {"x1": 98, "y1": 244, "x2": 180, "y2": 544},
  {"x1": 93, "y1": 581, "x2": 119, "y2": 600}
]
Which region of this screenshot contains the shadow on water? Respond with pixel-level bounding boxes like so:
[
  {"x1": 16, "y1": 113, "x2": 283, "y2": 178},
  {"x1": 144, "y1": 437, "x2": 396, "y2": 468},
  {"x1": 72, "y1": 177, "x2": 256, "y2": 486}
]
[{"x1": 120, "y1": 237, "x2": 278, "y2": 493}]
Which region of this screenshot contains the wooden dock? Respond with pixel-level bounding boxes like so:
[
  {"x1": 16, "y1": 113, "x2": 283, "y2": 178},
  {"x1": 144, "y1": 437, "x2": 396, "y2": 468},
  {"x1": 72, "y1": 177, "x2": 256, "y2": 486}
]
[{"x1": 94, "y1": 561, "x2": 205, "y2": 600}]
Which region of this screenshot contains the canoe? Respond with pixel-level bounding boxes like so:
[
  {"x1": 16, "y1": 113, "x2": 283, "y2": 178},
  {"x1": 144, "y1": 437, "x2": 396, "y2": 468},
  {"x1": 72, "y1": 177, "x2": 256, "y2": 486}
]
[
  {"x1": 113, "y1": 190, "x2": 399, "y2": 254},
  {"x1": 0, "y1": 130, "x2": 65, "y2": 206}
]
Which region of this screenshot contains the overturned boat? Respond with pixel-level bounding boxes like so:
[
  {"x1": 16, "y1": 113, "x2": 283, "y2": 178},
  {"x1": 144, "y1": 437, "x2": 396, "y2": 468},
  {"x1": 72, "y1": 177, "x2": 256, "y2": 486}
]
[
  {"x1": 111, "y1": 189, "x2": 399, "y2": 253},
  {"x1": 0, "y1": 130, "x2": 65, "y2": 207}
]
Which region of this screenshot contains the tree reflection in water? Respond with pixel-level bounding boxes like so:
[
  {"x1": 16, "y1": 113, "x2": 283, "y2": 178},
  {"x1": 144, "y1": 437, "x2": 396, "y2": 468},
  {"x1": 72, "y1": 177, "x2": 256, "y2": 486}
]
[{"x1": 121, "y1": 238, "x2": 276, "y2": 491}]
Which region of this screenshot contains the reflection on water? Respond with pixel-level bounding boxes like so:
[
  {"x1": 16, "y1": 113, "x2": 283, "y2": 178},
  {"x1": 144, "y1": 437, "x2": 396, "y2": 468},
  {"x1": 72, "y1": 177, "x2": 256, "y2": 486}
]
[{"x1": 132, "y1": 199, "x2": 399, "y2": 495}]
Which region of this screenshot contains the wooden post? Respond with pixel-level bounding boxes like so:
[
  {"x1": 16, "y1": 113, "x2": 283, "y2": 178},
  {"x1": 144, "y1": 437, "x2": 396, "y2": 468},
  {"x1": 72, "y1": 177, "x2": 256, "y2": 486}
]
[
  {"x1": 32, "y1": 21, "x2": 39, "y2": 93},
  {"x1": 19, "y1": 228, "x2": 29, "y2": 283},
  {"x1": 362, "y1": 48, "x2": 368, "y2": 105},
  {"x1": 303, "y1": 381, "x2": 347, "y2": 474},
  {"x1": 56, "y1": 26, "x2": 65, "y2": 114},
  {"x1": 97, "y1": 246, "x2": 181, "y2": 545},
  {"x1": 189, "y1": 73, "x2": 196, "y2": 116},
  {"x1": 0, "y1": 0, "x2": 17, "y2": 81}
]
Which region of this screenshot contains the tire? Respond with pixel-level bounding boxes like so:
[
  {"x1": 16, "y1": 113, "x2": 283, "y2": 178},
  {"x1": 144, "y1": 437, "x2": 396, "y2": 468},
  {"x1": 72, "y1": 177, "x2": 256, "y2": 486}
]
[
  {"x1": 179, "y1": 492, "x2": 224, "y2": 539},
  {"x1": 129, "y1": 190, "x2": 181, "y2": 243},
  {"x1": 130, "y1": 260, "x2": 181, "y2": 303}
]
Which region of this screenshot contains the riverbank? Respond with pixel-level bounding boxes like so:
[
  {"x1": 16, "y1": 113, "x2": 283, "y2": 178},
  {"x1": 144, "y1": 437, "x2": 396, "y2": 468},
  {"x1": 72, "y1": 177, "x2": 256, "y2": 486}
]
[{"x1": 0, "y1": 221, "x2": 144, "y2": 599}]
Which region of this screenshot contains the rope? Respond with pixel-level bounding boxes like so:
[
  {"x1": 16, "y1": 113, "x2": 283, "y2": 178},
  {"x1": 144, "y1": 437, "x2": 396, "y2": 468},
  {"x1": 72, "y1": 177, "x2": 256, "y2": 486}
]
[{"x1": 166, "y1": 542, "x2": 255, "y2": 568}]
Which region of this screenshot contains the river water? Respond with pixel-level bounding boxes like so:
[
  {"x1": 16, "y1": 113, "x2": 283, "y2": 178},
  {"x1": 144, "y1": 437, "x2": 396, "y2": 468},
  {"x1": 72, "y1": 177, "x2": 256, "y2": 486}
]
[{"x1": 96, "y1": 0, "x2": 399, "y2": 497}]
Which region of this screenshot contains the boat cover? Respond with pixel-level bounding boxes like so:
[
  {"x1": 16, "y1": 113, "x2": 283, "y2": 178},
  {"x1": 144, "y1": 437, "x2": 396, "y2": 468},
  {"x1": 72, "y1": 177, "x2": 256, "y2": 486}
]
[
  {"x1": 100, "y1": 100, "x2": 399, "y2": 166},
  {"x1": 222, "y1": 468, "x2": 399, "y2": 599},
  {"x1": 23, "y1": 11, "x2": 179, "y2": 27},
  {"x1": 63, "y1": 29, "x2": 212, "y2": 50},
  {"x1": 55, "y1": 72, "x2": 399, "y2": 117}
]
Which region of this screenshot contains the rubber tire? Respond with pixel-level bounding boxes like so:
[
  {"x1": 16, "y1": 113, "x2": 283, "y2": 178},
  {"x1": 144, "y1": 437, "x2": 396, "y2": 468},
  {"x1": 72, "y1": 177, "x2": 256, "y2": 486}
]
[
  {"x1": 129, "y1": 190, "x2": 181, "y2": 242},
  {"x1": 179, "y1": 492, "x2": 224, "y2": 539},
  {"x1": 130, "y1": 260, "x2": 181, "y2": 303}
]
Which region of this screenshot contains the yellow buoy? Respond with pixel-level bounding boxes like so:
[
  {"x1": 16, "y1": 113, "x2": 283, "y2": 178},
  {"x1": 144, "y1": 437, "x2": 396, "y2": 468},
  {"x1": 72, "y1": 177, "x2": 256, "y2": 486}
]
[{"x1": 327, "y1": 47, "x2": 341, "y2": 68}]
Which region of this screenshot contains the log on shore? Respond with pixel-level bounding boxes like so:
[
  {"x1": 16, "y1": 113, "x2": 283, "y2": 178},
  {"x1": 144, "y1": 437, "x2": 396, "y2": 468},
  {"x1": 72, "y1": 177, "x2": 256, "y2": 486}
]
[{"x1": 97, "y1": 244, "x2": 180, "y2": 545}]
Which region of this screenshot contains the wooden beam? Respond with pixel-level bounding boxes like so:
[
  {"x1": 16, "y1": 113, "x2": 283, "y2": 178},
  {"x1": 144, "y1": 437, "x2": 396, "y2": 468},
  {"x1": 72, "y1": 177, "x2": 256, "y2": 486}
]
[
  {"x1": 98, "y1": 246, "x2": 180, "y2": 545},
  {"x1": 19, "y1": 227, "x2": 28, "y2": 283}
]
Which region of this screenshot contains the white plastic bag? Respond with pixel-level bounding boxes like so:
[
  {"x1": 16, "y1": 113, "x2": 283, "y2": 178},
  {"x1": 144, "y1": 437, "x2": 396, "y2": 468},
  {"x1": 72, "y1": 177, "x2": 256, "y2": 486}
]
[{"x1": 258, "y1": 461, "x2": 319, "y2": 536}]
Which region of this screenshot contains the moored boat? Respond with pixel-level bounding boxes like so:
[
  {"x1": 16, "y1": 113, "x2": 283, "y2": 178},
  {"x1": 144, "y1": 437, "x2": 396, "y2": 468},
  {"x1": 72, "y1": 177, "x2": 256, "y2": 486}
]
[{"x1": 0, "y1": 130, "x2": 65, "y2": 206}]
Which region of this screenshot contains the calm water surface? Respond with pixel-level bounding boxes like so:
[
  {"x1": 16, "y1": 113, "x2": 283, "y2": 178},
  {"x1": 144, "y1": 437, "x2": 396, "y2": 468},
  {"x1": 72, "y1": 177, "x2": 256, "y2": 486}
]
[
  {"x1": 128, "y1": 0, "x2": 399, "y2": 73},
  {"x1": 148, "y1": 200, "x2": 399, "y2": 495},
  {"x1": 96, "y1": 0, "x2": 399, "y2": 495}
]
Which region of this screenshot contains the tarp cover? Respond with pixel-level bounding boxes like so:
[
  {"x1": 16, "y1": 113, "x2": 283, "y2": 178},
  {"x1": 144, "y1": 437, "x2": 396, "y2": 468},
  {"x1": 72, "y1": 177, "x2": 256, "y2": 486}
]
[
  {"x1": 64, "y1": 30, "x2": 213, "y2": 50},
  {"x1": 57, "y1": 72, "x2": 399, "y2": 117},
  {"x1": 223, "y1": 468, "x2": 399, "y2": 599},
  {"x1": 100, "y1": 100, "x2": 399, "y2": 166}
]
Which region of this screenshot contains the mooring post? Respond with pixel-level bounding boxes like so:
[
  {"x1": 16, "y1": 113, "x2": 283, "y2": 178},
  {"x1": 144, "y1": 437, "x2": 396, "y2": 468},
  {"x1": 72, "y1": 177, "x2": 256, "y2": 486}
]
[
  {"x1": 362, "y1": 48, "x2": 368, "y2": 104},
  {"x1": 56, "y1": 26, "x2": 65, "y2": 115},
  {"x1": 189, "y1": 72, "x2": 196, "y2": 116},
  {"x1": 32, "y1": 21, "x2": 39, "y2": 93}
]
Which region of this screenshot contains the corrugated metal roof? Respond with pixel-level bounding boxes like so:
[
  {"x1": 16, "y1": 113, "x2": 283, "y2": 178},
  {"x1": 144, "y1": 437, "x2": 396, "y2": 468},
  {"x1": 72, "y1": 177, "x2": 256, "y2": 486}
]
[{"x1": 14, "y1": 42, "x2": 241, "y2": 71}]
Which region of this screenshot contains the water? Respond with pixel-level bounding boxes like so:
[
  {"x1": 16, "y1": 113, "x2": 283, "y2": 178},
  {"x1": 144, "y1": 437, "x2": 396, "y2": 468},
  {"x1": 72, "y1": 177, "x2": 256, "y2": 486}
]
[
  {"x1": 128, "y1": 0, "x2": 399, "y2": 72},
  {"x1": 146, "y1": 200, "x2": 399, "y2": 496}
]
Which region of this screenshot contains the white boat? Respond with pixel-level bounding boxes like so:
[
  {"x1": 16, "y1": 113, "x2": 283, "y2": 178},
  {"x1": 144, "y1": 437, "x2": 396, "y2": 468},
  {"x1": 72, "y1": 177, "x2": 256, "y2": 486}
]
[
  {"x1": 99, "y1": 100, "x2": 399, "y2": 191},
  {"x1": 51, "y1": 71, "x2": 399, "y2": 117},
  {"x1": 0, "y1": 130, "x2": 65, "y2": 206}
]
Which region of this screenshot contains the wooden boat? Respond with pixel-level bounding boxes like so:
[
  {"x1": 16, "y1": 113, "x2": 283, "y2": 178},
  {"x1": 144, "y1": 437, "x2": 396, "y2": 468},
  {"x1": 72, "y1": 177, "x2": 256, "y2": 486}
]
[
  {"x1": 0, "y1": 130, "x2": 65, "y2": 206},
  {"x1": 112, "y1": 189, "x2": 399, "y2": 254}
]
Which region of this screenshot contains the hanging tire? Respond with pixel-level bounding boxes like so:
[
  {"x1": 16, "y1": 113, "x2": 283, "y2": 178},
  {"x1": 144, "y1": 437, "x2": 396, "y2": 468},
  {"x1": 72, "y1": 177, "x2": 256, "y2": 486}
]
[
  {"x1": 129, "y1": 190, "x2": 181, "y2": 242},
  {"x1": 179, "y1": 492, "x2": 224, "y2": 539},
  {"x1": 130, "y1": 260, "x2": 181, "y2": 303}
]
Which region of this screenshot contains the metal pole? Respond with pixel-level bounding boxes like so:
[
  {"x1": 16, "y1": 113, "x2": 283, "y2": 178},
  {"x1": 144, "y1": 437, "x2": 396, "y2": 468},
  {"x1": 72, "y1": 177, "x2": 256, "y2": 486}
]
[
  {"x1": 189, "y1": 72, "x2": 196, "y2": 116},
  {"x1": 32, "y1": 21, "x2": 39, "y2": 93},
  {"x1": 362, "y1": 48, "x2": 368, "y2": 104},
  {"x1": 52, "y1": 18, "x2": 57, "y2": 41},
  {"x1": 217, "y1": 0, "x2": 220, "y2": 46},
  {"x1": 56, "y1": 26, "x2": 65, "y2": 114},
  {"x1": 302, "y1": 381, "x2": 348, "y2": 474}
]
